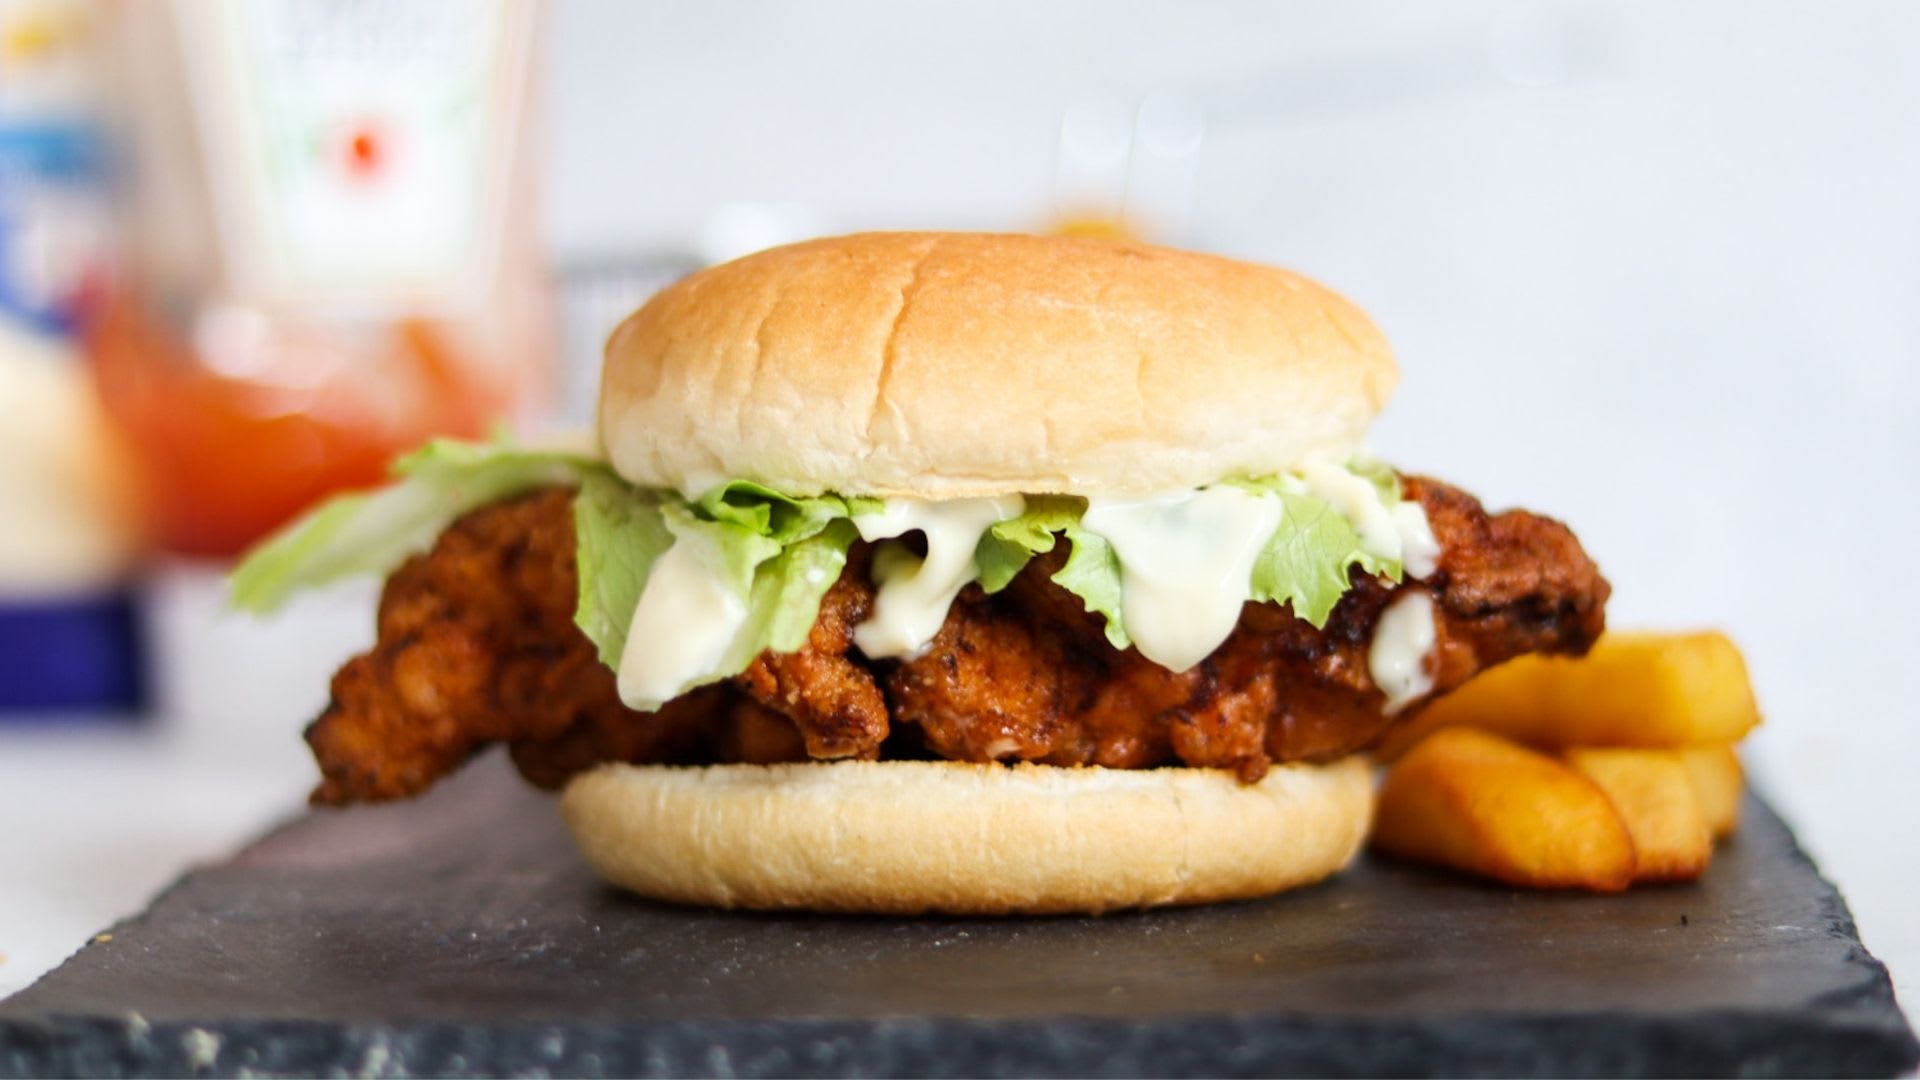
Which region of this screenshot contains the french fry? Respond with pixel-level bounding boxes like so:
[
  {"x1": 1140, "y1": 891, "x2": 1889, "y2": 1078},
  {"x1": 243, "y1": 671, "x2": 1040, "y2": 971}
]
[
  {"x1": 1372, "y1": 728, "x2": 1636, "y2": 892},
  {"x1": 1676, "y1": 744, "x2": 1743, "y2": 838},
  {"x1": 1376, "y1": 631, "x2": 1761, "y2": 761},
  {"x1": 1563, "y1": 748, "x2": 1711, "y2": 883}
]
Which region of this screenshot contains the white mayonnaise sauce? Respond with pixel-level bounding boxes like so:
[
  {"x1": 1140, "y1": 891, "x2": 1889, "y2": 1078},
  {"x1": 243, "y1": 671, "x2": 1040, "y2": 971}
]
[
  {"x1": 1368, "y1": 590, "x2": 1437, "y2": 714},
  {"x1": 851, "y1": 495, "x2": 1025, "y2": 659},
  {"x1": 1298, "y1": 460, "x2": 1439, "y2": 580},
  {"x1": 617, "y1": 540, "x2": 748, "y2": 711},
  {"x1": 1393, "y1": 500, "x2": 1441, "y2": 579},
  {"x1": 1080, "y1": 487, "x2": 1282, "y2": 672},
  {"x1": 1299, "y1": 460, "x2": 1402, "y2": 564}
]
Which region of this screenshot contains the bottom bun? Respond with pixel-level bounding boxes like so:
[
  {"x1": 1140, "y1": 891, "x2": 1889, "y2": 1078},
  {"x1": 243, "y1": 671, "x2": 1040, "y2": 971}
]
[{"x1": 559, "y1": 756, "x2": 1373, "y2": 915}]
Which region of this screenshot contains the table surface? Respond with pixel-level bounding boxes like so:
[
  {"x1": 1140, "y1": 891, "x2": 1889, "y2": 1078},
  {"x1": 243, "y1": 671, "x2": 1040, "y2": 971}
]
[{"x1": 3, "y1": 752, "x2": 1914, "y2": 1078}]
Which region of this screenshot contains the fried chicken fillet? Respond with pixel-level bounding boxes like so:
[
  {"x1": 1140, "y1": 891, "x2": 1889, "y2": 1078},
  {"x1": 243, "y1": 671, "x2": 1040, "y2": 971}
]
[{"x1": 307, "y1": 476, "x2": 1608, "y2": 805}]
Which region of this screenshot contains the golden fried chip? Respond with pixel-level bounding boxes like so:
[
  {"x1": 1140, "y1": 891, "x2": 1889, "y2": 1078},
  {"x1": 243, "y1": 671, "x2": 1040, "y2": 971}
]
[
  {"x1": 1372, "y1": 728, "x2": 1635, "y2": 892},
  {"x1": 1564, "y1": 748, "x2": 1711, "y2": 883},
  {"x1": 1376, "y1": 631, "x2": 1760, "y2": 760},
  {"x1": 1675, "y1": 744, "x2": 1743, "y2": 838}
]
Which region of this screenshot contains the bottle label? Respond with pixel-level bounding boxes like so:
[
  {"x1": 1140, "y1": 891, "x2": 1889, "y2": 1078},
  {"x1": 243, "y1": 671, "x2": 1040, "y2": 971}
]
[{"x1": 174, "y1": 0, "x2": 533, "y2": 314}]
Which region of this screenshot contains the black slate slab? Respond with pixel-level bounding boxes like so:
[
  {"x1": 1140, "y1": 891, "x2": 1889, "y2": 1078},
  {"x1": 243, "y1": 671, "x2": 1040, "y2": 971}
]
[{"x1": 2, "y1": 753, "x2": 1914, "y2": 1078}]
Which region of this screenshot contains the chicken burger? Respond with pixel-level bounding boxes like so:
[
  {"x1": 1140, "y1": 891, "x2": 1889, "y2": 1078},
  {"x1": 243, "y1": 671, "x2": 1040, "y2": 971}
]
[{"x1": 234, "y1": 232, "x2": 1609, "y2": 914}]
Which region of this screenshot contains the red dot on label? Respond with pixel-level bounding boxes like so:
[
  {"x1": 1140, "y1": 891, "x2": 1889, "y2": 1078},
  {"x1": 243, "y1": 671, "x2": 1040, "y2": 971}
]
[{"x1": 346, "y1": 129, "x2": 381, "y2": 177}]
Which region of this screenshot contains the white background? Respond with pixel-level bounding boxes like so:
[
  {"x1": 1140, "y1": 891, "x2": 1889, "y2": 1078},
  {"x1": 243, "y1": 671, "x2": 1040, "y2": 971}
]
[{"x1": 5, "y1": 0, "x2": 1915, "y2": 1015}]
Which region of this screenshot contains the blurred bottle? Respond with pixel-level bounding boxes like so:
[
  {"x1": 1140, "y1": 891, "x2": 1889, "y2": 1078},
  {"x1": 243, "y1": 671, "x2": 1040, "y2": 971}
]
[
  {"x1": 0, "y1": 0, "x2": 145, "y2": 713},
  {"x1": 87, "y1": 0, "x2": 550, "y2": 558},
  {"x1": 1048, "y1": 94, "x2": 1204, "y2": 244}
]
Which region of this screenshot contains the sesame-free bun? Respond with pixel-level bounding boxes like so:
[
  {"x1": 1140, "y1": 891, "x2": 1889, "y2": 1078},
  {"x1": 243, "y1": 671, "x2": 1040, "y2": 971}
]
[
  {"x1": 559, "y1": 756, "x2": 1372, "y2": 915},
  {"x1": 599, "y1": 232, "x2": 1396, "y2": 499}
]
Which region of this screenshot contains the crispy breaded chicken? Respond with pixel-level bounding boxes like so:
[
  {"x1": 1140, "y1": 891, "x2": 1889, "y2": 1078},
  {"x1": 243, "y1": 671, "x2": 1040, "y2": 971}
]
[
  {"x1": 732, "y1": 546, "x2": 889, "y2": 761},
  {"x1": 306, "y1": 477, "x2": 1608, "y2": 804},
  {"x1": 309, "y1": 490, "x2": 723, "y2": 804}
]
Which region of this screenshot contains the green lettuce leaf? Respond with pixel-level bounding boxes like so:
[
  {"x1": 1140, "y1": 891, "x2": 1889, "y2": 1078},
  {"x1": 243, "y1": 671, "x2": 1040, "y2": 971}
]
[
  {"x1": 973, "y1": 496, "x2": 1083, "y2": 593},
  {"x1": 1237, "y1": 467, "x2": 1405, "y2": 628},
  {"x1": 1249, "y1": 491, "x2": 1371, "y2": 627},
  {"x1": 1052, "y1": 521, "x2": 1131, "y2": 650},
  {"x1": 717, "y1": 519, "x2": 858, "y2": 672},
  {"x1": 571, "y1": 478, "x2": 859, "y2": 704},
  {"x1": 661, "y1": 502, "x2": 784, "y2": 596},
  {"x1": 968, "y1": 499, "x2": 1129, "y2": 651},
  {"x1": 693, "y1": 480, "x2": 863, "y2": 545},
  {"x1": 230, "y1": 438, "x2": 602, "y2": 614},
  {"x1": 571, "y1": 471, "x2": 673, "y2": 666}
]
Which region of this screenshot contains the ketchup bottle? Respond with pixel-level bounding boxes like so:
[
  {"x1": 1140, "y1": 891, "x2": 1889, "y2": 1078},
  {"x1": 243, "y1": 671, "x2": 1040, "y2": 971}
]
[{"x1": 87, "y1": 0, "x2": 549, "y2": 558}]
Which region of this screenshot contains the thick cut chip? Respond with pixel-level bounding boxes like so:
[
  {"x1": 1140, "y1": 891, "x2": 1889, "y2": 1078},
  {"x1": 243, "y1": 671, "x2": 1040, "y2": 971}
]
[
  {"x1": 1376, "y1": 631, "x2": 1761, "y2": 760},
  {"x1": 1372, "y1": 728, "x2": 1635, "y2": 892},
  {"x1": 1676, "y1": 744, "x2": 1743, "y2": 838},
  {"x1": 1564, "y1": 748, "x2": 1712, "y2": 883}
]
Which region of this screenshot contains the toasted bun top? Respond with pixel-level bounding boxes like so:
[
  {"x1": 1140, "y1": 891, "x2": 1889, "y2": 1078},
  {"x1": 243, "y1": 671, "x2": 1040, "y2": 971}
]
[
  {"x1": 560, "y1": 756, "x2": 1372, "y2": 915},
  {"x1": 599, "y1": 232, "x2": 1396, "y2": 499}
]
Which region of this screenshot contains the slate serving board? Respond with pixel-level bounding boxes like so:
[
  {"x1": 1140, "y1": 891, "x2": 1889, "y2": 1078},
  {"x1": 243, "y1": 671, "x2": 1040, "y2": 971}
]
[{"x1": 3, "y1": 753, "x2": 1914, "y2": 1078}]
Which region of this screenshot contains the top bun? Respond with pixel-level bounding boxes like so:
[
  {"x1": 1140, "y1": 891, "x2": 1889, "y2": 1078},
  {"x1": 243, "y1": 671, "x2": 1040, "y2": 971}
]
[{"x1": 599, "y1": 231, "x2": 1396, "y2": 499}]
